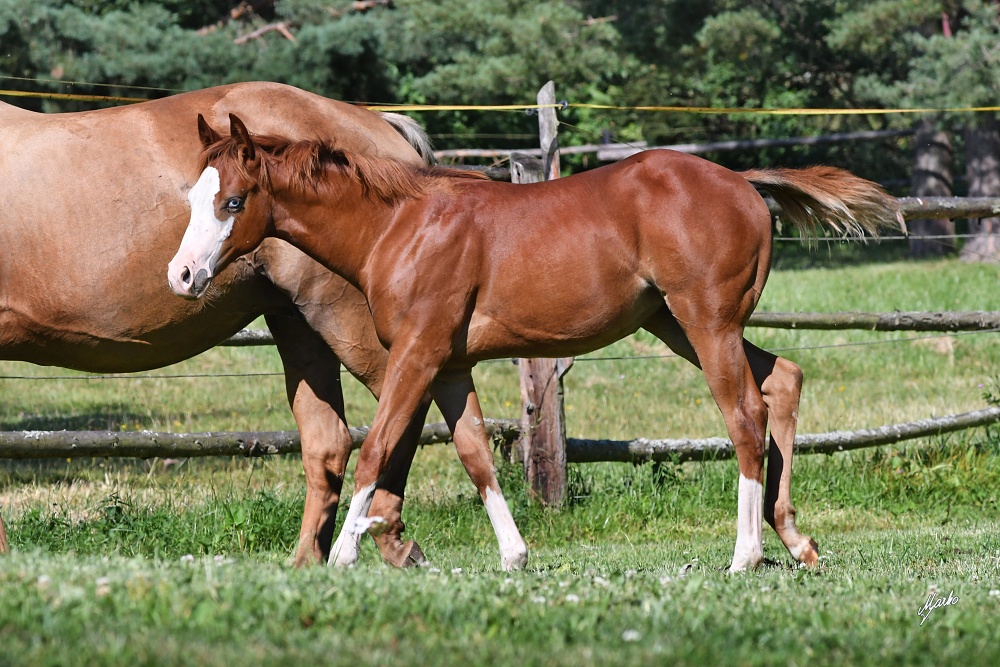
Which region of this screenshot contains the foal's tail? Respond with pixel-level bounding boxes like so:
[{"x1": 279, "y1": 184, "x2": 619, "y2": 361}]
[{"x1": 741, "y1": 166, "x2": 903, "y2": 240}]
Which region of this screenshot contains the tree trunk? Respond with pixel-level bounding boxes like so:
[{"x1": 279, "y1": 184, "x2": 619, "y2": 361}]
[
  {"x1": 961, "y1": 113, "x2": 1000, "y2": 262},
  {"x1": 908, "y1": 117, "x2": 955, "y2": 257}
]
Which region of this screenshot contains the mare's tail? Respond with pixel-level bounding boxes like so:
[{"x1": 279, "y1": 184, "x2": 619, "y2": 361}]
[
  {"x1": 380, "y1": 112, "x2": 436, "y2": 165},
  {"x1": 741, "y1": 166, "x2": 903, "y2": 240}
]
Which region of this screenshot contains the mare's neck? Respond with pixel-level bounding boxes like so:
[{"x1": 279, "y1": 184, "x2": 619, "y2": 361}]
[{"x1": 270, "y1": 180, "x2": 399, "y2": 292}]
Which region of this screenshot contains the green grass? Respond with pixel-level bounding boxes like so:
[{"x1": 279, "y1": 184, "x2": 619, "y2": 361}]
[
  {"x1": 1, "y1": 255, "x2": 999, "y2": 665},
  {"x1": 2, "y1": 442, "x2": 1000, "y2": 666}
]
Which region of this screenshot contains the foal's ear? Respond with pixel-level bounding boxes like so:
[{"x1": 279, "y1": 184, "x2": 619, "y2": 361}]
[
  {"x1": 228, "y1": 113, "x2": 256, "y2": 164},
  {"x1": 197, "y1": 114, "x2": 222, "y2": 149}
]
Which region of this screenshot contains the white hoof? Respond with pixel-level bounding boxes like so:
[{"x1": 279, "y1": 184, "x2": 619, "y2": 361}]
[
  {"x1": 329, "y1": 536, "x2": 360, "y2": 568},
  {"x1": 728, "y1": 550, "x2": 763, "y2": 573},
  {"x1": 501, "y1": 542, "x2": 529, "y2": 571}
]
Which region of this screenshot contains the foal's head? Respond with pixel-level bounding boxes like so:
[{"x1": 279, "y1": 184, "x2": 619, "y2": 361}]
[
  {"x1": 168, "y1": 113, "x2": 277, "y2": 299},
  {"x1": 167, "y1": 113, "x2": 478, "y2": 300}
]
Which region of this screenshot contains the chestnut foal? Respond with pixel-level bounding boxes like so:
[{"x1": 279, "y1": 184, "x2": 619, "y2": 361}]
[{"x1": 169, "y1": 114, "x2": 899, "y2": 572}]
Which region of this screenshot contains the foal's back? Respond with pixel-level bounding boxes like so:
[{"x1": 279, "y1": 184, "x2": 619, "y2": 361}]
[{"x1": 437, "y1": 150, "x2": 774, "y2": 360}]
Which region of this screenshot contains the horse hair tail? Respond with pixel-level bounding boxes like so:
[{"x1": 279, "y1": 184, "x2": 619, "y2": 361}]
[
  {"x1": 740, "y1": 166, "x2": 903, "y2": 241},
  {"x1": 379, "y1": 112, "x2": 437, "y2": 165}
]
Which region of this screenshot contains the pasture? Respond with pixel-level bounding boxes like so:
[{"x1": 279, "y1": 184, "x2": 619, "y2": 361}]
[{"x1": 2, "y1": 252, "x2": 1000, "y2": 665}]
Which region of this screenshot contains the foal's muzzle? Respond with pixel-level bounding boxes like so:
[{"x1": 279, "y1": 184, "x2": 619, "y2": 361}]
[{"x1": 167, "y1": 261, "x2": 213, "y2": 300}]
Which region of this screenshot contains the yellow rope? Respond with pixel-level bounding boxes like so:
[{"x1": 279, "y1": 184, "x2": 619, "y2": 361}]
[
  {"x1": 368, "y1": 101, "x2": 1000, "y2": 115},
  {"x1": 0, "y1": 89, "x2": 147, "y2": 104},
  {"x1": 363, "y1": 103, "x2": 561, "y2": 112},
  {"x1": 3, "y1": 85, "x2": 998, "y2": 116}
]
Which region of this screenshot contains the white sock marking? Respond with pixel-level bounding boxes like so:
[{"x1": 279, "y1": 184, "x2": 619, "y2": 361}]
[
  {"x1": 329, "y1": 482, "x2": 376, "y2": 567},
  {"x1": 484, "y1": 487, "x2": 527, "y2": 571},
  {"x1": 730, "y1": 474, "x2": 764, "y2": 572}
]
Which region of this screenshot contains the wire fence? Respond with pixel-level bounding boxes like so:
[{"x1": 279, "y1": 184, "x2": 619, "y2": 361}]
[{"x1": 1, "y1": 323, "x2": 996, "y2": 382}]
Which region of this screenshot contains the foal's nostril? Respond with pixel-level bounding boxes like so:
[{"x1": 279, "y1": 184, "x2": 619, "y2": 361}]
[{"x1": 180, "y1": 266, "x2": 192, "y2": 286}]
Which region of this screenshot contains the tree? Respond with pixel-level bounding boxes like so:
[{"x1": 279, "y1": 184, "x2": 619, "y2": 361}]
[
  {"x1": 859, "y1": 0, "x2": 1000, "y2": 261},
  {"x1": 909, "y1": 117, "x2": 956, "y2": 257}
]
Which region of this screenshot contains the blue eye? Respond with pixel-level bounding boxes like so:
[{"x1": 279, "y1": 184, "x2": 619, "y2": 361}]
[{"x1": 226, "y1": 196, "x2": 243, "y2": 213}]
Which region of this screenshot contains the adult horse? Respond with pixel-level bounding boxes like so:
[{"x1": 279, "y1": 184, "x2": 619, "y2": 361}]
[
  {"x1": 169, "y1": 115, "x2": 900, "y2": 572},
  {"x1": 0, "y1": 83, "x2": 434, "y2": 567}
]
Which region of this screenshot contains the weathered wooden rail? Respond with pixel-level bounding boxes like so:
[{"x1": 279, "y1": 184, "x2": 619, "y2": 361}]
[{"x1": 2, "y1": 407, "x2": 998, "y2": 462}]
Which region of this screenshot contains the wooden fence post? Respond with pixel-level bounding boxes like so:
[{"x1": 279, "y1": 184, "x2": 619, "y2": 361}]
[{"x1": 509, "y1": 81, "x2": 573, "y2": 507}]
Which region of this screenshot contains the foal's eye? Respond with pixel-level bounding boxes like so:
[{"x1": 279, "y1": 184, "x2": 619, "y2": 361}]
[{"x1": 226, "y1": 196, "x2": 244, "y2": 214}]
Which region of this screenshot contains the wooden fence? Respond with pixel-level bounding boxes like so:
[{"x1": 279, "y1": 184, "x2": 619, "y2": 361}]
[
  {"x1": 3, "y1": 82, "x2": 999, "y2": 507},
  {"x1": 2, "y1": 407, "x2": 998, "y2": 463}
]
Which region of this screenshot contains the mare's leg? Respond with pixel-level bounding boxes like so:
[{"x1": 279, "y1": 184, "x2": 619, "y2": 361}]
[
  {"x1": 266, "y1": 313, "x2": 424, "y2": 567},
  {"x1": 743, "y1": 341, "x2": 819, "y2": 566},
  {"x1": 643, "y1": 310, "x2": 767, "y2": 571},
  {"x1": 267, "y1": 312, "x2": 357, "y2": 566},
  {"x1": 0, "y1": 513, "x2": 7, "y2": 554},
  {"x1": 328, "y1": 336, "x2": 444, "y2": 568},
  {"x1": 432, "y1": 370, "x2": 528, "y2": 571}
]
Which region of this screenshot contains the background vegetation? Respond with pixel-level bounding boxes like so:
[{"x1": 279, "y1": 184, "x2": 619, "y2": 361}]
[{"x1": 2, "y1": 1, "x2": 999, "y2": 181}]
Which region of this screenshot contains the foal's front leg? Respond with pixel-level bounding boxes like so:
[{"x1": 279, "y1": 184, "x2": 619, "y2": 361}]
[
  {"x1": 432, "y1": 370, "x2": 528, "y2": 571},
  {"x1": 328, "y1": 339, "x2": 443, "y2": 567}
]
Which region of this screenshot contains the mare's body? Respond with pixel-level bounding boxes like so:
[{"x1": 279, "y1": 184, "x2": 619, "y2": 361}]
[
  {"x1": 0, "y1": 84, "x2": 434, "y2": 565},
  {"x1": 170, "y1": 116, "x2": 899, "y2": 571}
]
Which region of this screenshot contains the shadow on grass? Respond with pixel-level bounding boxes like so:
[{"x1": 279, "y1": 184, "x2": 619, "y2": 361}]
[
  {"x1": 771, "y1": 238, "x2": 918, "y2": 270},
  {"x1": 0, "y1": 410, "x2": 155, "y2": 432}
]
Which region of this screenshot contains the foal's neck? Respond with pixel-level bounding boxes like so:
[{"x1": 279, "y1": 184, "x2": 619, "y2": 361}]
[{"x1": 270, "y1": 176, "x2": 404, "y2": 291}]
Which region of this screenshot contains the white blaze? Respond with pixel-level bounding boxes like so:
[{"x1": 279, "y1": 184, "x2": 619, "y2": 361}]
[{"x1": 167, "y1": 166, "x2": 234, "y2": 296}]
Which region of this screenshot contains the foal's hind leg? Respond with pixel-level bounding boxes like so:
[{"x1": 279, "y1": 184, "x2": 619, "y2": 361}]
[
  {"x1": 644, "y1": 311, "x2": 818, "y2": 568},
  {"x1": 744, "y1": 342, "x2": 819, "y2": 567},
  {"x1": 432, "y1": 370, "x2": 528, "y2": 571},
  {"x1": 643, "y1": 311, "x2": 767, "y2": 571}
]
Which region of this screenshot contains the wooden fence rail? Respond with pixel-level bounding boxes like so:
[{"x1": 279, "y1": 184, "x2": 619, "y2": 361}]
[
  {"x1": 219, "y1": 310, "x2": 1000, "y2": 347},
  {"x1": 2, "y1": 407, "x2": 998, "y2": 461}
]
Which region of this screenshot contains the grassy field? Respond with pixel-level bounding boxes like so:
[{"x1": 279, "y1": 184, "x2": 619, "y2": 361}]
[{"x1": 1, "y1": 250, "x2": 999, "y2": 666}]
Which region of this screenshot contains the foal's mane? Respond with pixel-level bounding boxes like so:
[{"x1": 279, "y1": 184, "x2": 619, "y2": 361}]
[{"x1": 200, "y1": 134, "x2": 487, "y2": 205}]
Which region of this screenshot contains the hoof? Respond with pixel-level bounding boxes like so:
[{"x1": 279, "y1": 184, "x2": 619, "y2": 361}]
[
  {"x1": 728, "y1": 549, "x2": 764, "y2": 573},
  {"x1": 382, "y1": 539, "x2": 427, "y2": 568},
  {"x1": 727, "y1": 559, "x2": 762, "y2": 574},
  {"x1": 501, "y1": 544, "x2": 528, "y2": 571},
  {"x1": 791, "y1": 537, "x2": 820, "y2": 567}
]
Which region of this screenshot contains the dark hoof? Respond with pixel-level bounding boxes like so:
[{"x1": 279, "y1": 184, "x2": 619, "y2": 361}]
[{"x1": 383, "y1": 539, "x2": 427, "y2": 568}]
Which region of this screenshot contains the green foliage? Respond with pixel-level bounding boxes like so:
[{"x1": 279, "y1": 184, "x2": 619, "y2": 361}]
[
  {"x1": 0, "y1": 0, "x2": 987, "y2": 182},
  {"x1": 859, "y1": 0, "x2": 1000, "y2": 110}
]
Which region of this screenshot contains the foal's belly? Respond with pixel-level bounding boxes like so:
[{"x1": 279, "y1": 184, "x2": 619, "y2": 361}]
[{"x1": 462, "y1": 284, "x2": 663, "y2": 362}]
